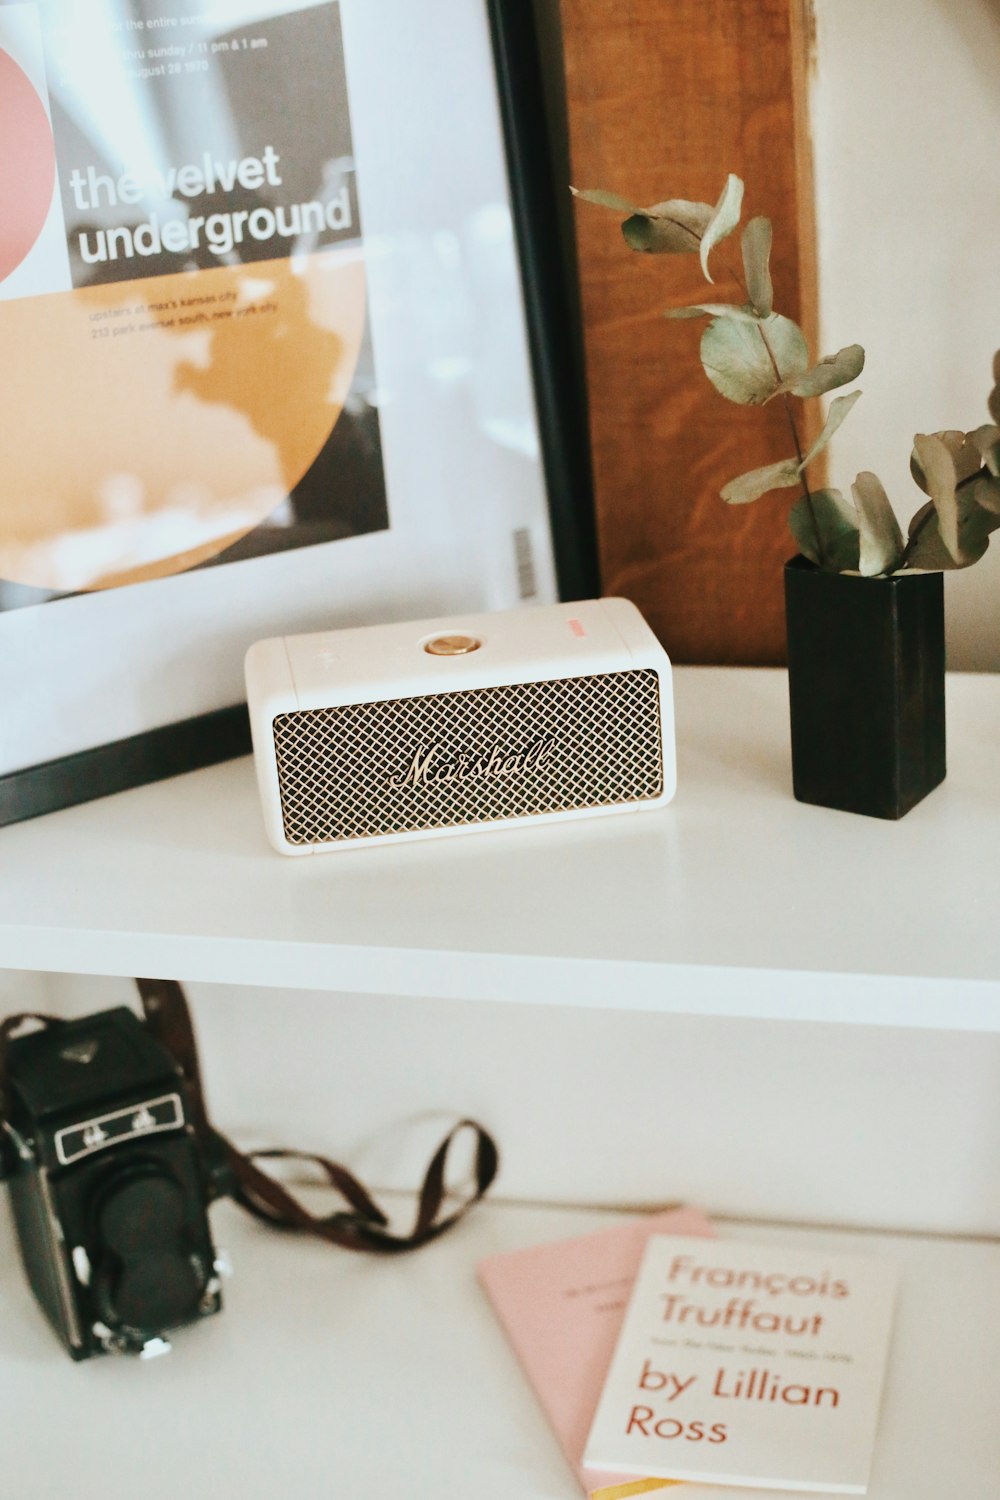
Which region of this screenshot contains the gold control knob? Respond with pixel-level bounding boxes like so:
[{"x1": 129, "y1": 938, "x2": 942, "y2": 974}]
[{"x1": 424, "y1": 634, "x2": 482, "y2": 656}]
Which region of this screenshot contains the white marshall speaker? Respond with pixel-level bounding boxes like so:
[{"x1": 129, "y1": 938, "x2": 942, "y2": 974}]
[{"x1": 244, "y1": 597, "x2": 676, "y2": 855}]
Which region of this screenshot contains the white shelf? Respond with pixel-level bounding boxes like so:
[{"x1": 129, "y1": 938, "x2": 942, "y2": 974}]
[
  {"x1": 0, "y1": 1197, "x2": 993, "y2": 1499},
  {"x1": 3, "y1": 668, "x2": 1000, "y2": 1030}
]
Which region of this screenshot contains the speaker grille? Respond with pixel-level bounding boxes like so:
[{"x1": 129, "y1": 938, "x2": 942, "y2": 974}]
[{"x1": 272, "y1": 668, "x2": 663, "y2": 845}]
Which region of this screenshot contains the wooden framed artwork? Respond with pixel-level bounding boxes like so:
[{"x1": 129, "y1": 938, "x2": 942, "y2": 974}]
[{"x1": 0, "y1": 0, "x2": 596, "y2": 825}]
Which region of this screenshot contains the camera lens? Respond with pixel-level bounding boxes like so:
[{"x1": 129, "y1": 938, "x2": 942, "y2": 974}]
[
  {"x1": 99, "y1": 1174, "x2": 184, "y2": 1257},
  {"x1": 93, "y1": 1167, "x2": 208, "y2": 1333}
]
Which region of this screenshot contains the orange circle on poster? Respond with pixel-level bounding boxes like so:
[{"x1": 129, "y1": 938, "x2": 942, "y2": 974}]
[
  {"x1": 0, "y1": 248, "x2": 368, "y2": 592},
  {"x1": 0, "y1": 50, "x2": 56, "y2": 282}
]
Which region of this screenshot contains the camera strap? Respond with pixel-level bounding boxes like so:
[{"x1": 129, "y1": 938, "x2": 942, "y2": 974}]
[{"x1": 135, "y1": 977, "x2": 499, "y2": 1254}]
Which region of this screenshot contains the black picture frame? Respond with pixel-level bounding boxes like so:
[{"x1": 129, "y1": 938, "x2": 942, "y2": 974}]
[{"x1": 0, "y1": 0, "x2": 596, "y2": 830}]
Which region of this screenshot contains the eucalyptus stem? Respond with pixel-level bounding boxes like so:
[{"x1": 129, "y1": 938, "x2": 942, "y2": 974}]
[
  {"x1": 756, "y1": 316, "x2": 826, "y2": 569},
  {"x1": 715, "y1": 257, "x2": 825, "y2": 564},
  {"x1": 779, "y1": 392, "x2": 825, "y2": 560}
]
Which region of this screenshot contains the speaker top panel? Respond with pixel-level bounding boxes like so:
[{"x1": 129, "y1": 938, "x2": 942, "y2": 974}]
[{"x1": 247, "y1": 598, "x2": 666, "y2": 712}]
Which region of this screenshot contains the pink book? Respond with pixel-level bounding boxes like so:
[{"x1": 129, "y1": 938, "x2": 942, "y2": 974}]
[{"x1": 478, "y1": 1206, "x2": 715, "y2": 1499}]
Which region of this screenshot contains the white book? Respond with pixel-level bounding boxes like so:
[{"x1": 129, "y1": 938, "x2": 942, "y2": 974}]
[{"x1": 583, "y1": 1235, "x2": 897, "y2": 1494}]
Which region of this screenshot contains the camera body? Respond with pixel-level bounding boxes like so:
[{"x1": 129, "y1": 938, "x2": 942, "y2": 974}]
[{"x1": 2, "y1": 1006, "x2": 224, "y2": 1360}]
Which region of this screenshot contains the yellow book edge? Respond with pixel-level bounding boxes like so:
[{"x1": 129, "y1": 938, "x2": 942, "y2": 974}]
[{"x1": 590, "y1": 1480, "x2": 681, "y2": 1499}]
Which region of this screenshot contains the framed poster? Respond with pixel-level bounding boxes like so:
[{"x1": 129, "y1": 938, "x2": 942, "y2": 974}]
[{"x1": 0, "y1": 0, "x2": 596, "y2": 824}]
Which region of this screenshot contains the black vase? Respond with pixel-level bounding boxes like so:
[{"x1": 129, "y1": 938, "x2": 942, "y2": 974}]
[{"x1": 783, "y1": 556, "x2": 946, "y2": 819}]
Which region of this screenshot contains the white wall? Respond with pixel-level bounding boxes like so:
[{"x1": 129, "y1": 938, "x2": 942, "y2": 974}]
[
  {"x1": 812, "y1": 0, "x2": 1000, "y2": 669},
  {"x1": 13, "y1": 970, "x2": 1000, "y2": 1239}
]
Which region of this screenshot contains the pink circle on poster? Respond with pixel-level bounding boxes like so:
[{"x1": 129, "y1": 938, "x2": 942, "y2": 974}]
[{"x1": 0, "y1": 50, "x2": 57, "y2": 282}]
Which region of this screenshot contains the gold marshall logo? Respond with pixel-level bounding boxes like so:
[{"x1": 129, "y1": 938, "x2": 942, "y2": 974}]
[{"x1": 390, "y1": 735, "x2": 557, "y2": 789}]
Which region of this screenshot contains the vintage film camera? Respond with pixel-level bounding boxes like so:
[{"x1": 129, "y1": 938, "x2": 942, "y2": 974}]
[
  {"x1": 0, "y1": 1004, "x2": 227, "y2": 1360},
  {"x1": 0, "y1": 983, "x2": 499, "y2": 1362}
]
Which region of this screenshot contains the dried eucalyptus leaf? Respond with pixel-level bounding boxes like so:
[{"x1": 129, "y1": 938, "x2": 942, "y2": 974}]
[
  {"x1": 909, "y1": 448, "x2": 928, "y2": 494},
  {"x1": 903, "y1": 505, "x2": 963, "y2": 571},
  {"x1": 664, "y1": 303, "x2": 761, "y2": 322},
  {"x1": 967, "y1": 423, "x2": 1000, "y2": 455},
  {"x1": 800, "y1": 390, "x2": 863, "y2": 469},
  {"x1": 570, "y1": 187, "x2": 640, "y2": 214},
  {"x1": 970, "y1": 473, "x2": 1000, "y2": 515},
  {"x1": 645, "y1": 199, "x2": 714, "y2": 229},
  {"x1": 623, "y1": 199, "x2": 712, "y2": 254},
  {"x1": 570, "y1": 188, "x2": 714, "y2": 254},
  {"x1": 913, "y1": 433, "x2": 960, "y2": 560},
  {"x1": 910, "y1": 471, "x2": 1000, "y2": 565},
  {"x1": 699, "y1": 174, "x2": 744, "y2": 283},
  {"x1": 905, "y1": 498, "x2": 994, "y2": 571},
  {"x1": 851, "y1": 471, "x2": 904, "y2": 577},
  {"x1": 741, "y1": 217, "x2": 773, "y2": 317},
  {"x1": 775, "y1": 344, "x2": 865, "y2": 400},
  {"x1": 909, "y1": 452, "x2": 935, "y2": 494},
  {"x1": 700, "y1": 312, "x2": 808, "y2": 405},
  {"x1": 910, "y1": 429, "x2": 981, "y2": 494},
  {"x1": 789, "y1": 488, "x2": 860, "y2": 571},
  {"x1": 968, "y1": 424, "x2": 1000, "y2": 477},
  {"x1": 720, "y1": 458, "x2": 801, "y2": 505},
  {"x1": 623, "y1": 216, "x2": 689, "y2": 253},
  {"x1": 990, "y1": 350, "x2": 1000, "y2": 425},
  {"x1": 758, "y1": 314, "x2": 810, "y2": 380},
  {"x1": 945, "y1": 431, "x2": 984, "y2": 484}
]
